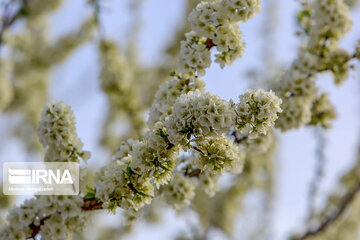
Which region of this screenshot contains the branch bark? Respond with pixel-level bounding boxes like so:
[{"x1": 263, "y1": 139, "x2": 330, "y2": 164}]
[{"x1": 293, "y1": 182, "x2": 360, "y2": 240}]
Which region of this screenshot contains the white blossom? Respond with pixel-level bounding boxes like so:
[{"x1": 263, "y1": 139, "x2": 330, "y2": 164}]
[
  {"x1": 37, "y1": 101, "x2": 90, "y2": 163},
  {"x1": 236, "y1": 89, "x2": 282, "y2": 139}
]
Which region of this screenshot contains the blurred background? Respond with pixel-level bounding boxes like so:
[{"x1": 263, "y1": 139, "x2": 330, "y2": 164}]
[{"x1": 0, "y1": 0, "x2": 360, "y2": 239}]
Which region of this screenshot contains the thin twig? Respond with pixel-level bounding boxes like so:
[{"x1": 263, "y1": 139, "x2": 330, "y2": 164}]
[
  {"x1": 306, "y1": 128, "x2": 326, "y2": 221},
  {"x1": 293, "y1": 182, "x2": 360, "y2": 240}
]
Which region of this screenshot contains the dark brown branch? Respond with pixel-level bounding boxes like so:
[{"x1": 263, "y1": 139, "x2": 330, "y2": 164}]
[
  {"x1": 82, "y1": 197, "x2": 103, "y2": 211},
  {"x1": 185, "y1": 168, "x2": 201, "y2": 178},
  {"x1": 293, "y1": 182, "x2": 360, "y2": 240},
  {"x1": 192, "y1": 146, "x2": 205, "y2": 155},
  {"x1": 231, "y1": 130, "x2": 248, "y2": 144}
]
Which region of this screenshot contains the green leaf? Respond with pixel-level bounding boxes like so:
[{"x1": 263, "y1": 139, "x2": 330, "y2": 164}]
[
  {"x1": 84, "y1": 192, "x2": 95, "y2": 200},
  {"x1": 86, "y1": 186, "x2": 95, "y2": 194}
]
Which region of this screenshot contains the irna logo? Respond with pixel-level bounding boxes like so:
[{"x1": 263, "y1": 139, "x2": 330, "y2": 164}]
[
  {"x1": 3, "y1": 162, "x2": 79, "y2": 195},
  {"x1": 8, "y1": 168, "x2": 74, "y2": 185}
]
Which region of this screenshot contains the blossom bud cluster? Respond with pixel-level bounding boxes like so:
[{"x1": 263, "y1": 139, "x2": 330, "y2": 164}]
[
  {"x1": 24, "y1": 0, "x2": 63, "y2": 19},
  {"x1": 98, "y1": 40, "x2": 146, "y2": 149},
  {"x1": 162, "y1": 173, "x2": 196, "y2": 210},
  {"x1": 194, "y1": 136, "x2": 245, "y2": 174},
  {"x1": 236, "y1": 89, "x2": 282, "y2": 139},
  {"x1": 96, "y1": 124, "x2": 180, "y2": 211},
  {"x1": 0, "y1": 196, "x2": 88, "y2": 240},
  {"x1": 97, "y1": 87, "x2": 282, "y2": 212},
  {"x1": 148, "y1": 76, "x2": 206, "y2": 128},
  {"x1": 37, "y1": 102, "x2": 90, "y2": 163},
  {"x1": 198, "y1": 171, "x2": 220, "y2": 197},
  {"x1": 273, "y1": 0, "x2": 353, "y2": 131},
  {"x1": 99, "y1": 40, "x2": 132, "y2": 104},
  {"x1": 2, "y1": 16, "x2": 94, "y2": 151},
  {"x1": 309, "y1": 0, "x2": 352, "y2": 42},
  {"x1": 165, "y1": 90, "x2": 235, "y2": 146},
  {"x1": 232, "y1": 129, "x2": 274, "y2": 154},
  {"x1": 178, "y1": 0, "x2": 261, "y2": 77},
  {"x1": 308, "y1": 93, "x2": 336, "y2": 128}
]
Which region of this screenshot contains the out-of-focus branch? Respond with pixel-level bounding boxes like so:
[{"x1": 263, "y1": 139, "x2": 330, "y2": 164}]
[
  {"x1": 306, "y1": 128, "x2": 327, "y2": 220},
  {"x1": 89, "y1": 0, "x2": 105, "y2": 39},
  {"x1": 293, "y1": 182, "x2": 360, "y2": 240},
  {"x1": 0, "y1": 0, "x2": 26, "y2": 46}
]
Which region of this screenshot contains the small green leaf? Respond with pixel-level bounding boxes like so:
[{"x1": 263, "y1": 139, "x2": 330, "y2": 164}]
[
  {"x1": 86, "y1": 186, "x2": 95, "y2": 194},
  {"x1": 84, "y1": 192, "x2": 95, "y2": 200}
]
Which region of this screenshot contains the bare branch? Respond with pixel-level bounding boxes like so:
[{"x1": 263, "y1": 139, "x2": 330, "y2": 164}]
[{"x1": 293, "y1": 182, "x2": 360, "y2": 240}]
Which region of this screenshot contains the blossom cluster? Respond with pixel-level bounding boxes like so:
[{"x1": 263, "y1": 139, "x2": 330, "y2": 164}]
[
  {"x1": 308, "y1": 93, "x2": 336, "y2": 128},
  {"x1": 233, "y1": 128, "x2": 274, "y2": 154},
  {"x1": 96, "y1": 86, "x2": 281, "y2": 212},
  {"x1": 178, "y1": 0, "x2": 261, "y2": 77},
  {"x1": 148, "y1": 76, "x2": 205, "y2": 128},
  {"x1": 236, "y1": 89, "x2": 282, "y2": 139},
  {"x1": 162, "y1": 173, "x2": 196, "y2": 210},
  {"x1": 37, "y1": 102, "x2": 90, "y2": 163},
  {"x1": 194, "y1": 136, "x2": 245, "y2": 174},
  {"x1": 0, "y1": 196, "x2": 88, "y2": 240},
  {"x1": 96, "y1": 124, "x2": 179, "y2": 211},
  {"x1": 1, "y1": 101, "x2": 91, "y2": 239},
  {"x1": 165, "y1": 90, "x2": 235, "y2": 146},
  {"x1": 24, "y1": 0, "x2": 63, "y2": 19},
  {"x1": 2, "y1": 15, "x2": 94, "y2": 151},
  {"x1": 0, "y1": 0, "x2": 288, "y2": 238},
  {"x1": 99, "y1": 40, "x2": 132, "y2": 104},
  {"x1": 273, "y1": 0, "x2": 353, "y2": 131},
  {"x1": 98, "y1": 39, "x2": 146, "y2": 150}
]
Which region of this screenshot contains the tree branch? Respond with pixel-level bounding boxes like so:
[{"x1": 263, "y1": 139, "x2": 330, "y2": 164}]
[
  {"x1": 0, "y1": 0, "x2": 26, "y2": 46},
  {"x1": 293, "y1": 182, "x2": 360, "y2": 240}
]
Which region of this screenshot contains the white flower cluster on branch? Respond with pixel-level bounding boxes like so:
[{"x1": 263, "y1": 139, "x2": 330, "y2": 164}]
[
  {"x1": 194, "y1": 135, "x2": 245, "y2": 174},
  {"x1": 83, "y1": 0, "x2": 279, "y2": 216},
  {"x1": 1, "y1": 102, "x2": 90, "y2": 240},
  {"x1": 165, "y1": 90, "x2": 235, "y2": 146},
  {"x1": 0, "y1": 0, "x2": 285, "y2": 238},
  {"x1": 37, "y1": 102, "x2": 90, "y2": 163},
  {"x1": 273, "y1": 0, "x2": 354, "y2": 131},
  {"x1": 162, "y1": 173, "x2": 196, "y2": 210},
  {"x1": 179, "y1": 0, "x2": 261, "y2": 77},
  {"x1": 236, "y1": 89, "x2": 282, "y2": 139},
  {"x1": 96, "y1": 87, "x2": 281, "y2": 212},
  {"x1": 0, "y1": 196, "x2": 88, "y2": 240}
]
